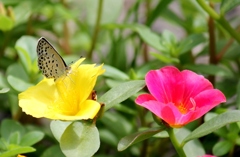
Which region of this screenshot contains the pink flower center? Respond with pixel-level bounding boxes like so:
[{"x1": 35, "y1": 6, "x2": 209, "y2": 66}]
[
  {"x1": 177, "y1": 102, "x2": 188, "y2": 114},
  {"x1": 177, "y1": 98, "x2": 196, "y2": 114}
]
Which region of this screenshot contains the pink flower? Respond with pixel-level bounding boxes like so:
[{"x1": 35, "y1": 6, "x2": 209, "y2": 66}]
[{"x1": 135, "y1": 66, "x2": 226, "y2": 128}]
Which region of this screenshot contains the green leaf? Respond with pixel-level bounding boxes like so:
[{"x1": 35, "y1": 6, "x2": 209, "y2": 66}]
[
  {"x1": 175, "y1": 128, "x2": 205, "y2": 157},
  {"x1": 182, "y1": 110, "x2": 240, "y2": 144},
  {"x1": 60, "y1": 121, "x2": 100, "y2": 157},
  {"x1": 103, "y1": 24, "x2": 165, "y2": 52},
  {"x1": 114, "y1": 103, "x2": 137, "y2": 115},
  {"x1": 99, "y1": 129, "x2": 118, "y2": 146},
  {"x1": 101, "y1": 112, "x2": 133, "y2": 138},
  {"x1": 183, "y1": 64, "x2": 234, "y2": 77},
  {"x1": 0, "y1": 88, "x2": 10, "y2": 94},
  {"x1": 136, "y1": 60, "x2": 163, "y2": 79},
  {"x1": 146, "y1": 0, "x2": 173, "y2": 25},
  {"x1": 221, "y1": 0, "x2": 240, "y2": 14},
  {"x1": 1, "y1": 119, "x2": 25, "y2": 141},
  {"x1": 103, "y1": 65, "x2": 129, "y2": 80},
  {"x1": 0, "y1": 138, "x2": 8, "y2": 151},
  {"x1": 15, "y1": 36, "x2": 38, "y2": 74},
  {"x1": 129, "y1": 24, "x2": 165, "y2": 52},
  {"x1": 7, "y1": 75, "x2": 33, "y2": 92},
  {"x1": 0, "y1": 15, "x2": 14, "y2": 31},
  {"x1": 150, "y1": 52, "x2": 179, "y2": 63},
  {"x1": 236, "y1": 79, "x2": 240, "y2": 109},
  {"x1": 13, "y1": 1, "x2": 33, "y2": 25},
  {"x1": 81, "y1": 0, "x2": 123, "y2": 25},
  {"x1": 107, "y1": 37, "x2": 127, "y2": 71},
  {"x1": 213, "y1": 140, "x2": 233, "y2": 156},
  {"x1": 105, "y1": 79, "x2": 123, "y2": 88},
  {"x1": 178, "y1": 34, "x2": 206, "y2": 54},
  {"x1": 1, "y1": 0, "x2": 20, "y2": 5},
  {"x1": 20, "y1": 131, "x2": 44, "y2": 146},
  {"x1": 8, "y1": 94, "x2": 19, "y2": 119},
  {"x1": 99, "y1": 80, "x2": 145, "y2": 111},
  {"x1": 50, "y1": 121, "x2": 72, "y2": 142},
  {"x1": 117, "y1": 128, "x2": 163, "y2": 151},
  {"x1": 40, "y1": 145, "x2": 65, "y2": 157},
  {"x1": 6, "y1": 63, "x2": 29, "y2": 82},
  {"x1": 9, "y1": 132, "x2": 20, "y2": 145},
  {"x1": 0, "y1": 146, "x2": 35, "y2": 157}
]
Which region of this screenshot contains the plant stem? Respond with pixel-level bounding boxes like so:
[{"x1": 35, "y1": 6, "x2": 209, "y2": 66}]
[
  {"x1": 196, "y1": 0, "x2": 240, "y2": 44},
  {"x1": 167, "y1": 128, "x2": 186, "y2": 157},
  {"x1": 88, "y1": 0, "x2": 103, "y2": 59},
  {"x1": 208, "y1": 2, "x2": 216, "y2": 85}
]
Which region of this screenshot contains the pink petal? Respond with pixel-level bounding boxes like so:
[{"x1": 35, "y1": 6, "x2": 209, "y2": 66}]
[
  {"x1": 189, "y1": 89, "x2": 226, "y2": 119},
  {"x1": 135, "y1": 94, "x2": 156, "y2": 104},
  {"x1": 160, "y1": 104, "x2": 181, "y2": 126},
  {"x1": 145, "y1": 66, "x2": 185, "y2": 104},
  {"x1": 137, "y1": 100, "x2": 163, "y2": 117},
  {"x1": 160, "y1": 104, "x2": 196, "y2": 127},
  {"x1": 181, "y1": 70, "x2": 213, "y2": 105},
  {"x1": 194, "y1": 89, "x2": 226, "y2": 108},
  {"x1": 174, "y1": 89, "x2": 226, "y2": 125}
]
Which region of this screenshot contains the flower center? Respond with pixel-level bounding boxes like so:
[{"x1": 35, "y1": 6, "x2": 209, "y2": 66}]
[
  {"x1": 177, "y1": 98, "x2": 196, "y2": 114},
  {"x1": 178, "y1": 102, "x2": 187, "y2": 114}
]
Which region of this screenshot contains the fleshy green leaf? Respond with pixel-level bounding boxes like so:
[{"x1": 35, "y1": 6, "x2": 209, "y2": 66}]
[
  {"x1": 0, "y1": 88, "x2": 10, "y2": 94},
  {"x1": 99, "y1": 80, "x2": 145, "y2": 111},
  {"x1": 146, "y1": 0, "x2": 173, "y2": 25},
  {"x1": 0, "y1": 138, "x2": 8, "y2": 151},
  {"x1": 20, "y1": 131, "x2": 44, "y2": 146},
  {"x1": 41, "y1": 145, "x2": 65, "y2": 157},
  {"x1": 118, "y1": 128, "x2": 163, "y2": 151},
  {"x1": 176, "y1": 128, "x2": 205, "y2": 157},
  {"x1": 183, "y1": 64, "x2": 234, "y2": 77},
  {"x1": 6, "y1": 63, "x2": 29, "y2": 82},
  {"x1": 81, "y1": 0, "x2": 123, "y2": 25},
  {"x1": 213, "y1": 140, "x2": 233, "y2": 156},
  {"x1": 103, "y1": 65, "x2": 129, "y2": 80},
  {"x1": 221, "y1": 0, "x2": 240, "y2": 14},
  {"x1": 50, "y1": 120, "x2": 72, "y2": 142},
  {"x1": 178, "y1": 34, "x2": 206, "y2": 54},
  {"x1": 99, "y1": 129, "x2": 118, "y2": 146},
  {"x1": 182, "y1": 110, "x2": 240, "y2": 144},
  {"x1": 7, "y1": 75, "x2": 33, "y2": 92},
  {"x1": 150, "y1": 52, "x2": 179, "y2": 63},
  {"x1": 1, "y1": 119, "x2": 25, "y2": 140},
  {"x1": 15, "y1": 36, "x2": 38, "y2": 74},
  {"x1": 101, "y1": 112, "x2": 133, "y2": 138},
  {"x1": 60, "y1": 121, "x2": 100, "y2": 157},
  {"x1": 8, "y1": 94, "x2": 19, "y2": 119},
  {"x1": 9, "y1": 132, "x2": 20, "y2": 145},
  {"x1": 103, "y1": 24, "x2": 165, "y2": 52},
  {"x1": 236, "y1": 79, "x2": 240, "y2": 109},
  {"x1": 0, "y1": 146, "x2": 35, "y2": 157},
  {"x1": 0, "y1": 15, "x2": 14, "y2": 31}
]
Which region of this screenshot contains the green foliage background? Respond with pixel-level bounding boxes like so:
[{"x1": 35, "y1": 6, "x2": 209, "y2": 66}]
[{"x1": 1, "y1": 0, "x2": 240, "y2": 156}]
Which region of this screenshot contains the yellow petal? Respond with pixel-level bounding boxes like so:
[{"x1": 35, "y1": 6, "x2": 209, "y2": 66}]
[
  {"x1": 19, "y1": 78, "x2": 58, "y2": 118},
  {"x1": 52, "y1": 100, "x2": 101, "y2": 120},
  {"x1": 18, "y1": 58, "x2": 105, "y2": 120}
]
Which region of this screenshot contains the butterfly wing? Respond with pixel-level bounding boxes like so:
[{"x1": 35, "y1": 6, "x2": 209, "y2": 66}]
[{"x1": 36, "y1": 37, "x2": 70, "y2": 80}]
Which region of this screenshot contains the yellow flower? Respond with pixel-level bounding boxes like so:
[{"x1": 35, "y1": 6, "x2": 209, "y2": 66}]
[
  {"x1": 19, "y1": 58, "x2": 105, "y2": 120},
  {"x1": 17, "y1": 155, "x2": 26, "y2": 157}
]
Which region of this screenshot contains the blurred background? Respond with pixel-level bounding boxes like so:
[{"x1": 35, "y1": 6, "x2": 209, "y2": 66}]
[{"x1": 0, "y1": 0, "x2": 240, "y2": 156}]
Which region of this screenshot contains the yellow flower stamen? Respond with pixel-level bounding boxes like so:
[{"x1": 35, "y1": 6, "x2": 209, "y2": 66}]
[{"x1": 177, "y1": 102, "x2": 187, "y2": 114}]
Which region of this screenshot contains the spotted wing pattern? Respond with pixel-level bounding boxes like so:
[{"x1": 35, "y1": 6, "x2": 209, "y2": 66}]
[{"x1": 36, "y1": 37, "x2": 71, "y2": 80}]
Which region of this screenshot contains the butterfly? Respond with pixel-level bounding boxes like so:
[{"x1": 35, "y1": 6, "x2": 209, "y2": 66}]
[{"x1": 36, "y1": 37, "x2": 71, "y2": 80}]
